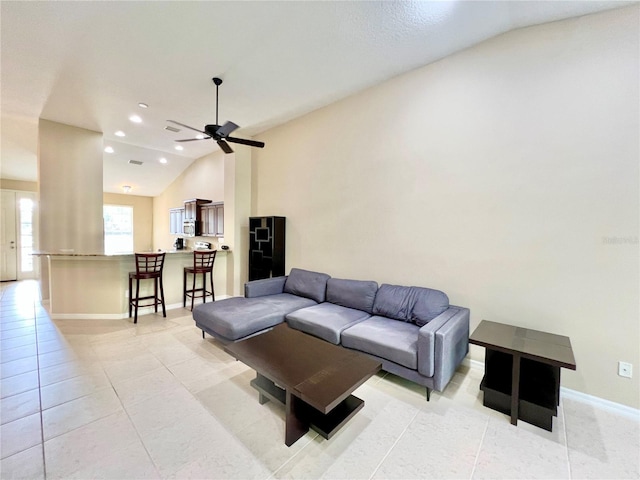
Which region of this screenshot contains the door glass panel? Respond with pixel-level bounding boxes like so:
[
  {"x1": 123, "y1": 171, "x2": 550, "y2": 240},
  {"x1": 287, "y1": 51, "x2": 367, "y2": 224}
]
[{"x1": 18, "y1": 198, "x2": 34, "y2": 273}]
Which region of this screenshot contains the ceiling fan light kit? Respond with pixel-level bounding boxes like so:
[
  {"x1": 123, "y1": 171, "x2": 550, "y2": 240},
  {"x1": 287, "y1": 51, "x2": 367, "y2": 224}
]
[{"x1": 167, "y1": 77, "x2": 265, "y2": 154}]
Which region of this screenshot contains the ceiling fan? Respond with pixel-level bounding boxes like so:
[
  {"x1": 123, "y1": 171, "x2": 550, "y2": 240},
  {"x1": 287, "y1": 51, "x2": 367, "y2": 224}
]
[{"x1": 167, "y1": 77, "x2": 265, "y2": 154}]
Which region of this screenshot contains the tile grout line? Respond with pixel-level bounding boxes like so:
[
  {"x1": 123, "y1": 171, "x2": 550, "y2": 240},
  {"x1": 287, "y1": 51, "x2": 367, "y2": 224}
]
[
  {"x1": 266, "y1": 433, "x2": 319, "y2": 480},
  {"x1": 367, "y1": 407, "x2": 421, "y2": 480},
  {"x1": 107, "y1": 332, "x2": 199, "y2": 478},
  {"x1": 265, "y1": 365, "x2": 391, "y2": 479},
  {"x1": 561, "y1": 400, "x2": 573, "y2": 479},
  {"x1": 109, "y1": 379, "x2": 164, "y2": 479},
  {"x1": 468, "y1": 417, "x2": 489, "y2": 480},
  {"x1": 32, "y1": 292, "x2": 48, "y2": 479}
]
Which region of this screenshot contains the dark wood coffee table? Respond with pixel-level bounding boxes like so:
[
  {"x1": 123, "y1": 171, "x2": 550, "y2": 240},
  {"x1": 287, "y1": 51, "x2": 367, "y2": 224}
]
[
  {"x1": 470, "y1": 320, "x2": 576, "y2": 431},
  {"x1": 224, "y1": 324, "x2": 381, "y2": 446}
]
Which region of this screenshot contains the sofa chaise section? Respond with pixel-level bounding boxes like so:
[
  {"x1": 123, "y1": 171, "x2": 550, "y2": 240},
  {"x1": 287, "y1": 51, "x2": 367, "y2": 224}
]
[{"x1": 193, "y1": 269, "x2": 328, "y2": 342}]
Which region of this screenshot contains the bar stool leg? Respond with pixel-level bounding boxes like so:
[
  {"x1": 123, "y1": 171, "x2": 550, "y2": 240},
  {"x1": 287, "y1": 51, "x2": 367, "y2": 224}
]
[
  {"x1": 128, "y1": 276, "x2": 133, "y2": 318},
  {"x1": 159, "y1": 276, "x2": 166, "y2": 317},
  {"x1": 154, "y1": 277, "x2": 158, "y2": 314},
  {"x1": 210, "y1": 270, "x2": 215, "y2": 302},
  {"x1": 202, "y1": 272, "x2": 207, "y2": 304},
  {"x1": 191, "y1": 269, "x2": 197, "y2": 311},
  {"x1": 134, "y1": 278, "x2": 140, "y2": 324},
  {"x1": 183, "y1": 269, "x2": 187, "y2": 308}
]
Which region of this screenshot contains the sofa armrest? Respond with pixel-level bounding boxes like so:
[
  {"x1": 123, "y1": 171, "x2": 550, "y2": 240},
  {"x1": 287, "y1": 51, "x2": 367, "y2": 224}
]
[
  {"x1": 417, "y1": 306, "x2": 470, "y2": 391},
  {"x1": 244, "y1": 276, "x2": 288, "y2": 298}
]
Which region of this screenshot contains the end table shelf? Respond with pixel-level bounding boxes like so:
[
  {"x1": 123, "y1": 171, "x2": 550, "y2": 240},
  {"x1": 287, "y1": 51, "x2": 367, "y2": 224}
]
[{"x1": 470, "y1": 320, "x2": 576, "y2": 432}]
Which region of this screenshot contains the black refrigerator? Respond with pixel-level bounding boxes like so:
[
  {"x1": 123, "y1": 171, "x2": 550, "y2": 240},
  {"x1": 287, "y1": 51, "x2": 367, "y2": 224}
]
[{"x1": 249, "y1": 216, "x2": 286, "y2": 281}]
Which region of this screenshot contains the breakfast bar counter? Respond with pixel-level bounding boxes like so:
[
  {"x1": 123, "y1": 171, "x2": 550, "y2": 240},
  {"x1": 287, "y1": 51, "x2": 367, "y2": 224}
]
[{"x1": 34, "y1": 250, "x2": 230, "y2": 319}]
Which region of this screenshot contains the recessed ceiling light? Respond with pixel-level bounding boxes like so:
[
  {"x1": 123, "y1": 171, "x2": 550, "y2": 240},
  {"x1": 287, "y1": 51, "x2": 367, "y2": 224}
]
[
  {"x1": 138, "y1": 103, "x2": 149, "y2": 109},
  {"x1": 129, "y1": 115, "x2": 142, "y2": 123},
  {"x1": 195, "y1": 134, "x2": 205, "y2": 140},
  {"x1": 175, "y1": 145, "x2": 184, "y2": 151},
  {"x1": 159, "y1": 157, "x2": 168, "y2": 164},
  {"x1": 115, "y1": 130, "x2": 125, "y2": 137},
  {"x1": 104, "y1": 146, "x2": 114, "y2": 153},
  {"x1": 122, "y1": 185, "x2": 132, "y2": 193}
]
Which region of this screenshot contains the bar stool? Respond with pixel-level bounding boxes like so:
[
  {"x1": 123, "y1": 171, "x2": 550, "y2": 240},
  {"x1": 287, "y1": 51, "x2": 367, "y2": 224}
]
[
  {"x1": 129, "y1": 252, "x2": 166, "y2": 324},
  {"x1": 184, "y1": 250, "x2": 217, "y2": 310}
]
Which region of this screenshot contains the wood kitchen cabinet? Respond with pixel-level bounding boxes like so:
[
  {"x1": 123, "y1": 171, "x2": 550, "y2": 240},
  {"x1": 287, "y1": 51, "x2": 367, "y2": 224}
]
[
  {"x1": 169, "y1": 208, "x2": 184, "y2": 234},
  {"x1": 184, "y1": 199, "x2": 211, "y2": 220},
  {"x1": 200, "y1": 203, "x2": 224, "y2": 237}
]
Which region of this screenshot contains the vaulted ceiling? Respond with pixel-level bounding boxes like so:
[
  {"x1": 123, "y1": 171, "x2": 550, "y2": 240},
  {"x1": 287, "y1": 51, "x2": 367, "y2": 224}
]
[{"x1": 1, "y1": 1, "x2": 631, "y2": 196}]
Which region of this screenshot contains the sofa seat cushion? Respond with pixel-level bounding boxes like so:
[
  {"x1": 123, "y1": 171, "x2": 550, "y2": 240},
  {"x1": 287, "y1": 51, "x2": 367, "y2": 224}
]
[
  {"x1": 341, "y1": 316, "x2": 419, "y2": 370},
  {"x1": 286, "y1": 303, "x2": 371, "y2": 345},
  {"x1": 193, "y1": 293, "x2": 317, "y2": 341}
]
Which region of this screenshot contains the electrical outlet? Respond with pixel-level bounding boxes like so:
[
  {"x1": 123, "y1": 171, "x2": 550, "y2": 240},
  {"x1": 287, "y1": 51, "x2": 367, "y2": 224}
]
[{"x1": 618, "y1": 361, "x2": 633, "y2": 378}]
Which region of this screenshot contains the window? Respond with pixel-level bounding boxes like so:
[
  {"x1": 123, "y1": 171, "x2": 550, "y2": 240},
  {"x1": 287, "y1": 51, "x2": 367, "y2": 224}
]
[
  {"x1": 103, "y1": 205, "x2": 134, "y2": 254},
  {"x1": 18, "y1": 197, "x2": 34, "y2": 273}
]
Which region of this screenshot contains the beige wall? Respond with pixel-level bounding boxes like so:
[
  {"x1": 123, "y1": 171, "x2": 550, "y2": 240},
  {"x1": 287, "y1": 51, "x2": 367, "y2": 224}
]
[
  {"x1": 224, "y1": 147, "x2": 252, "y2": 295},
  {"x1": 38, "y1": 120, "x2": 104, "y2": 300},
  {"x1": 252, "y1": 7, "x2": 639, "y2": 408},
  {"x1": 103, "y1": 192, "x2": 153, "y2": 253},
  {"x1": 38, "y1": 120, "x2": 104, "y2": 254}
]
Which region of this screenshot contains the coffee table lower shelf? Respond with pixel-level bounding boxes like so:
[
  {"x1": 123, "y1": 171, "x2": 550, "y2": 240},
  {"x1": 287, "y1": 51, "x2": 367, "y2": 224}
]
[{"x1": 251, "y1": 373, "x2": 365, "y2": 441}]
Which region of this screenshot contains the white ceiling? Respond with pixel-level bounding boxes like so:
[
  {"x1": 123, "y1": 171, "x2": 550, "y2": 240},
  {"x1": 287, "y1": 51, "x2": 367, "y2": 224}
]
[{"x1": 1, "y1": 1, "x2": 633, "y2": 197}]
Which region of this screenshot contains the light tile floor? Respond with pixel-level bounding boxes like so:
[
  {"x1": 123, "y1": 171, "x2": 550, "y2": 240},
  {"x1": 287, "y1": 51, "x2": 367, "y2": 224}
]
[{"x1": 1, "y1": 280, "x2": 638, "y2": 479}]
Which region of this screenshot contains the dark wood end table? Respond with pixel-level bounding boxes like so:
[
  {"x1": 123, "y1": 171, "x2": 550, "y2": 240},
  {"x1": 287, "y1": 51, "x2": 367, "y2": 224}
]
[
  {"x1": 225, "y1": 324, "x2": 381, "y2": 446},
  {"x1": 470, "y1": 320, "x2": 576, "y2": 431}
]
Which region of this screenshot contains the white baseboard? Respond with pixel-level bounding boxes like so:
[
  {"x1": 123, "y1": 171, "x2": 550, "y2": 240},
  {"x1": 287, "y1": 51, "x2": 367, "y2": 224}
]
[{"x1": 463, "y1": 358, "x2": 639, "y2": 419}]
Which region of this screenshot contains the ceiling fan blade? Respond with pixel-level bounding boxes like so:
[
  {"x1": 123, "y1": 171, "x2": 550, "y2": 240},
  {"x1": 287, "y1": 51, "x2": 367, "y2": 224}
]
[
  {"x1": 226, "y1": 136, "x2": 265, "y2": 148},
  {"x1": 216, "y1": 121, "x2": 240, "y2": 138},
  {"x1": 175, "y1": 138, "x2": 210, "y2": 142},
  {"x1": 217, "y1": 140, "x2": 234, "y2": 154},
  {"x1": 167, "y1": 120, "x2": 207, "y2": 134}
]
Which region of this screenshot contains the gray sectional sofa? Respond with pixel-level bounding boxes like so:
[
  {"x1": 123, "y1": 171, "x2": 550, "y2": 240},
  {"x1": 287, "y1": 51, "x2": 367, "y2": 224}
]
[{"x1": 193, "y1": 268, "x2": 470, "y2": 398}]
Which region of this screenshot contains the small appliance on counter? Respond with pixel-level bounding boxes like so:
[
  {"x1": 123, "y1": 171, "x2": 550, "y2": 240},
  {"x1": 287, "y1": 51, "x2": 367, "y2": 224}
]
[
  {"x1": 194, "y1": 241, "x2": 212, "y2": 250},
  {"x1": 173, "y1": 238, "x2": 185, "y2": 250}
]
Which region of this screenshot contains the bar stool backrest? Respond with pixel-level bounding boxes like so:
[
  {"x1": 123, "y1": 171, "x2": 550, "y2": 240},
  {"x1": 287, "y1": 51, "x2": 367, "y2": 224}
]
[
  {"x1": 193, "y1": 250, "x2": 216, "y2": 271},
  {"x1": 135, "y1": 253, "x2": 166, "y2": 276}
]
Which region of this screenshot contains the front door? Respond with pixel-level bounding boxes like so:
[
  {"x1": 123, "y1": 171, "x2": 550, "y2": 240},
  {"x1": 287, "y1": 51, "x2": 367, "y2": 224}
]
[{"x1": 1, "y1": 191, "x2": 18, "y2": 281}]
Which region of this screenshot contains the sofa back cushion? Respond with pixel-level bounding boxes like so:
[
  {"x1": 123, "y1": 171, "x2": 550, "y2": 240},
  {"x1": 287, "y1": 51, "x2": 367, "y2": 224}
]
[
  {"x1": 326, "y1": 278, "x2": 378, "y2": 314},
  {"x1": 372, "y1": 284, "x2": 449, "y2": 327},
  {"x1": 283, "y1": 268, "x2": 331, "y2": 303},
  {"x1": 410, "y1": 287, "x2": 450, "y2": 327},
  {"x1": 372, "y1": 284, "x2": 415, "y2": 322}
]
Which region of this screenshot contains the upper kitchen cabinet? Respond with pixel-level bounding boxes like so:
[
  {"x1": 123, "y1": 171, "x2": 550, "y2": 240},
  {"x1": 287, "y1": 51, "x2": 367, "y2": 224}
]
[
  {"x1": 184, "y1": 199, "x2": 211, "y2": 221},
  {"x1": 200, "y1": 203, "x2": 224, "y2": 237},
  {"x1": 169, "y1": 207, "x2": 184, "y2": 235}
]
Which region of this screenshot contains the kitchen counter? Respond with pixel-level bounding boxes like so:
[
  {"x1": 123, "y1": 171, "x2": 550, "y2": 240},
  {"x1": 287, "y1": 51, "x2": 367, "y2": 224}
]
[
  {"x1": 37, "y1": 249, "x2": 231, "y2": 319},
  {"x1": 33, "y1": 248, "x2": 231, "y2": 257}
]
